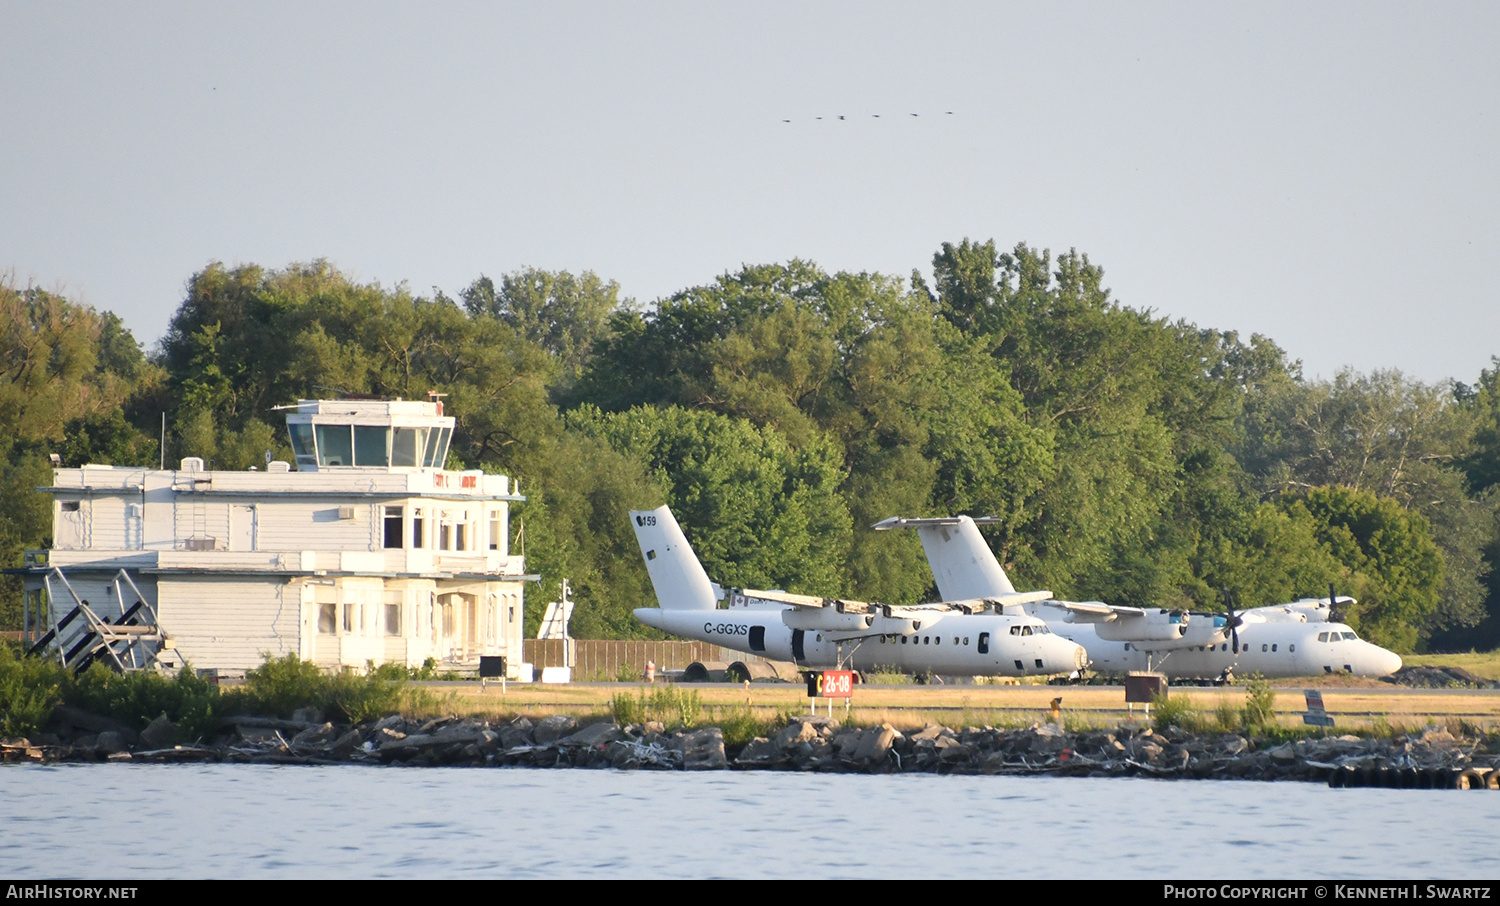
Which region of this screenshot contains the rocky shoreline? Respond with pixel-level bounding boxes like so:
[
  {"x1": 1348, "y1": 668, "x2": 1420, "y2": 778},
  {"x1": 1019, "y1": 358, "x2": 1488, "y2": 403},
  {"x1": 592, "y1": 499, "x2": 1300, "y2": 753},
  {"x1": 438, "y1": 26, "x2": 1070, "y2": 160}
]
[{"x1": 4, "y1": 705, "x2": 1498, "y2": 788}]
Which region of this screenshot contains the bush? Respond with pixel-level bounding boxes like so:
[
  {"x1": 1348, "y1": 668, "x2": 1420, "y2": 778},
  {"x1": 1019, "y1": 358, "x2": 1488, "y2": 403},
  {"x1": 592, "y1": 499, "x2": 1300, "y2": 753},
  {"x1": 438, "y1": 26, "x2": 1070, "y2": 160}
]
[
  {"x1": 67, "y1": 662, "x2": 222, "y2": 741},
  {"x1": 1240, "y1": 674, "x2": 1277, "y2": 734},
  {"x1": 610, "y1": 685, "x2": 703, "y2": 728},
  {"x1": 328, "y1": 662, "x2": 408, "y2": 723},
  {"x1": 0, "y1": 644, "x2": 67, "y2": 738},
  {"x1": 242, "y1": 654, "x2": 332, "y2": 718},
  {"x1": 1151, "y1": 693, "x2": 1203, "y2": 733},
  {"x1": 716, "y1": 704, "x2": 773, "y2": 751}
]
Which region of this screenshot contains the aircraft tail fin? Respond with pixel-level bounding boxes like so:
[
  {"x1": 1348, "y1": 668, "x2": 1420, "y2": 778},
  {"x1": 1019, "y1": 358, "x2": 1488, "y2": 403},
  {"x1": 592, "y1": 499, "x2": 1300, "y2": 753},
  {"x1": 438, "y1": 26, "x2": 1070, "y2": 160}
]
[
  {"x1": 629, "y1": 506, "x2": 720, "y2": 610},
  {"x1": 872, "y1": 515, "x2": 1016, "y2": 600}
]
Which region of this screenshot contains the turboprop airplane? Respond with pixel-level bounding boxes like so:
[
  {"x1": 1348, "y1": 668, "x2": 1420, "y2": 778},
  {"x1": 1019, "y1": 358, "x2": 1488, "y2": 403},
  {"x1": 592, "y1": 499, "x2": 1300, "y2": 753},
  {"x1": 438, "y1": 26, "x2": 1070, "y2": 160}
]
[
  {"x1": 873, "y1": 515, "x2": 1403, "y2": 681},
  {"x1": 629, "y1": 506, "x2": 1088, "y2": 678}
]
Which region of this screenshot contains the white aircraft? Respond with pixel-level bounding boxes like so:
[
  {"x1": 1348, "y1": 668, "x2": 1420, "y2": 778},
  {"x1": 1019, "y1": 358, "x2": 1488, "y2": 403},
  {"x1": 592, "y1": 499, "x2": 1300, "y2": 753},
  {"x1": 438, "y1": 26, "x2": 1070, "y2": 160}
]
[
  {"x1": 629, "y1": 506, "x2": 1088, "y2": 678},
  {"x1": 874, "y1": 515, "x2": 1403, "y2": 681}
]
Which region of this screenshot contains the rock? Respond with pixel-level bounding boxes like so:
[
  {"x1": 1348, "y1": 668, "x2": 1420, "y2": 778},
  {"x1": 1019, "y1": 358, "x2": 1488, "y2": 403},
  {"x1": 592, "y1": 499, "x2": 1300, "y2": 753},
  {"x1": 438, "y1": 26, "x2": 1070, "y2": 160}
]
[
  {"x1": 533, "y1": 715, "x2": 578, "y2": 745},
  {"x1": 560, "y1": 722, "x2": 622, "y2": 749},
  {"x1": 774, "y1": 718, "x2": 823, "y2": 748},
  {"x1": 290, "y1": 722, "x2": 338, "y2": 751},
  {"x1": 138, "y1": 714, "x2": 177, "y2": 749},
  {"x1": 1420, "y1": 726, "x2": 1458, "y2": 749},
  {"x1": 673, "y1": 728, "x2": 727, "y2": 770},
  {"x1": 735, "y1": 737, "x2": 782, "y2": 766},
  {"x1": 497, "y1": 718, "x2": 534, "y2": 749},
  {"x1": 850, "y1": 725, "x2": 896, "y2": 766},
  {"x1": 95, "y1": 731, "x2": 128, "y2": 755},
  {"x1": 330, "y1": 729, "x2": 364, "y2": 756}
]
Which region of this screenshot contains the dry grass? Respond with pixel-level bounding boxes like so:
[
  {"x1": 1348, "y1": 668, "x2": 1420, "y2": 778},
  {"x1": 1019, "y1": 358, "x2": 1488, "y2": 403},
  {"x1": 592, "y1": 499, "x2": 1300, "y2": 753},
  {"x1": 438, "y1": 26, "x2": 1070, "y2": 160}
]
[
  {"x1": 402, "y1": 679, "x2": 1500, "y2": 733},
  {"x1": 1405, "y1": 650, "x2": 1500, "y2": 681}
]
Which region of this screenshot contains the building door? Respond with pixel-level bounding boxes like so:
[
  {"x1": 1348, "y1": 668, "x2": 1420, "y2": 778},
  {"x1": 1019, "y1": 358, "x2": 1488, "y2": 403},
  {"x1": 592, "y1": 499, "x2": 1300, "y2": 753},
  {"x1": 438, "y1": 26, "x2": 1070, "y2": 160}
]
[{"x1": 230, "y1": 505, "x2": 256, "y2": 551}]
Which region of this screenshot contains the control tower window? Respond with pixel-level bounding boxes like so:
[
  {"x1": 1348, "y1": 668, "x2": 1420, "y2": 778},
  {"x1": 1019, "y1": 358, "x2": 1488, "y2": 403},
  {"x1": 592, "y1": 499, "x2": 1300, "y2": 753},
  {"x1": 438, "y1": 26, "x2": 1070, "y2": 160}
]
[
  {"x1": 353, "y1": 426, "x2": 389, "y2": 467},
  {"x1": 289, "y1": 423, "x2": 317, "y2": 468},
  {"x1": 392, "y1": 428, "x2": 425, "y2": 467},
  {"x1": 316, "y1": 425, "x2": 352, "y2": 467},
  {"x1": 424, "y1": 426, "x2": 452, "y2": 468}
]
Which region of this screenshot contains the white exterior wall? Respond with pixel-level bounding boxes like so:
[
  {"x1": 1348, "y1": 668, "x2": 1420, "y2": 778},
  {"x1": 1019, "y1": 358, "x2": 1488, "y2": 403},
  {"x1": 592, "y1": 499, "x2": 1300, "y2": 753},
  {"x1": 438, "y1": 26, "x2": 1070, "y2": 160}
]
[
  {"x1": 157, "y1": 578, "x2": 301, "y2": 670},
  {"x1": 37, "y1": 441, "x2": 529, "y2": 675}
]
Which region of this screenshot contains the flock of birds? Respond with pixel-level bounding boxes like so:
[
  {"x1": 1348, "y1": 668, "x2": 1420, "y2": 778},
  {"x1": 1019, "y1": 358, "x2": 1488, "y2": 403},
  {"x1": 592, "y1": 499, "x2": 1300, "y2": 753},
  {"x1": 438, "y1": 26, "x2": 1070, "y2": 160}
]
[{"x1": 780, "y1": 112, "x2": 956, "y2": 122}]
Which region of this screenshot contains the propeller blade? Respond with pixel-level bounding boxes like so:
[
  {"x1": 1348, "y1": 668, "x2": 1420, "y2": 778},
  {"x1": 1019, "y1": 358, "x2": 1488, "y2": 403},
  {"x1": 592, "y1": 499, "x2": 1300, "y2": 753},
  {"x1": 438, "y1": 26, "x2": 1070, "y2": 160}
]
[{"x1": 1221, "y1": 587, "x2": 1241, "y2": 654}]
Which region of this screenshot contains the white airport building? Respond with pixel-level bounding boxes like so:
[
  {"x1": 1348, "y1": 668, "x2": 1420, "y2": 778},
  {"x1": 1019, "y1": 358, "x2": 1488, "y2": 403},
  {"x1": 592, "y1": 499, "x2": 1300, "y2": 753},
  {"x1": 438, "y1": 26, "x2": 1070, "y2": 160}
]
[{"x1": 19, "y1": 398, "x2": 534, "y2": 677}]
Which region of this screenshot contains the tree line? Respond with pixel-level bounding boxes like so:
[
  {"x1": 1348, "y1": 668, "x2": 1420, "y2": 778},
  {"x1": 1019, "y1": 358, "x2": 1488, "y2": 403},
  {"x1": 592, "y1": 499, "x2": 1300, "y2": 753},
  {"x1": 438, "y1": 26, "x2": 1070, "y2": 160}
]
[{"x1": 3, "y1": 240, "x2": 1498, "y2": 653}]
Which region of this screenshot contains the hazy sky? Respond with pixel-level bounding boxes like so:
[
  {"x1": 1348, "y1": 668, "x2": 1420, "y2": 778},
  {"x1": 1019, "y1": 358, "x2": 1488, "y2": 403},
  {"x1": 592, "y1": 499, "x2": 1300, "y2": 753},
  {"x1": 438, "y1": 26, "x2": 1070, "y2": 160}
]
[{"x1": 4, "y1": 2, "x2": 1496, "y2": 384}]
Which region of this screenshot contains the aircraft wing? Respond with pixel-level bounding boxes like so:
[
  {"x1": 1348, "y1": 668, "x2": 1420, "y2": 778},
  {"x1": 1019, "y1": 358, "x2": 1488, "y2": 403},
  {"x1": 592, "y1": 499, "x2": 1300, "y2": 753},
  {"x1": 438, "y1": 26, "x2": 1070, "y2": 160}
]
[
  {"x1": 732, "y1": 587, "x2": 1054, "y2": 614},
  {"x1": 1043, "y1": 600, "x2": 1149, "y2": 623},
  {"x1": 734, "y1": 588, "x2": 872, "y2": 611}
]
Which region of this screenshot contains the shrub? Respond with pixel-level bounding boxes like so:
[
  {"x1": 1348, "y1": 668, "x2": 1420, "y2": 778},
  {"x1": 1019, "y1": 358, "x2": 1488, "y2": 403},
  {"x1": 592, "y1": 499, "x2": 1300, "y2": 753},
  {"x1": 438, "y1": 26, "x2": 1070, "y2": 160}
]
[
  {"x1": 242, "y1": 654, "x2": 332, "y2": 717},
  {"x1": 611, "y1": 691, "x2": 644, "y2": 725},
  {"x1": 0, "y1": 645, "x2": 67, "y2": 738},
  {"x1": 66, "y1": 661, "x2": 223, "y2": 742},
  {"x1": 716, "y1": 704, "x2": 773, "y2": 751},
  {"x1": 1151, "y1": 693, "x2": 1203, "y2": 733},
  {"x1": 328, "y1": 663, "x2": 408, "y2": 723},
  {"x1": 1240, "y1": 674, "x2": 1277, "y2": 734},
  {"x1": 610, "y1": 685, "x2": 703, "y2": 728}
]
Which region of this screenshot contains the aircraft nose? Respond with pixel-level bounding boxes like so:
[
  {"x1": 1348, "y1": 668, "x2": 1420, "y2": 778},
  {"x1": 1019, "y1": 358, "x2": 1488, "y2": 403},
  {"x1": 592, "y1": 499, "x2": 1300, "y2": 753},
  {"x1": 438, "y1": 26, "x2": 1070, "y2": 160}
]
[
  {"x1": 1063, "y1": 640, "x2": 1089, "y2": 672},
  {"x1": 1376, "y1": 647, "x2": 1402, "y2": 676}
]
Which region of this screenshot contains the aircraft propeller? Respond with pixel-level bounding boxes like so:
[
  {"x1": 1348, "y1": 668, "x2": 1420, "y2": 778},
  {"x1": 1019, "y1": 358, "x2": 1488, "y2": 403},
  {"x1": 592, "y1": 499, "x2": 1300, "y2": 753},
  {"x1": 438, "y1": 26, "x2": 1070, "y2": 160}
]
[{"x1": 1220, "y1": 588, "x2": 1244, "y2": 654}]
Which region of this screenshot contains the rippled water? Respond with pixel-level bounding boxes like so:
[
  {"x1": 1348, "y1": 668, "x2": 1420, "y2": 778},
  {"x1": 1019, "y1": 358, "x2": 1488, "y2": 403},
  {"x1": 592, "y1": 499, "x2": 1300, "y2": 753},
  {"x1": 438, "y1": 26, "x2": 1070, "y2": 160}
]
[{"x1": 1, "y1": 765, "x2": 1494, "y2": 878}]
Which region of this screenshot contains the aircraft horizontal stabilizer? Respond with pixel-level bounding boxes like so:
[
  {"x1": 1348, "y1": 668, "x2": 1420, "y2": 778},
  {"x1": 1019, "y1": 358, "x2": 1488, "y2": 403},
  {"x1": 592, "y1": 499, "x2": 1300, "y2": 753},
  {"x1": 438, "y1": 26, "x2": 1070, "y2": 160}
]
[{"x1": 871, "y1": 515, "x2": 1005, "y2": 530}]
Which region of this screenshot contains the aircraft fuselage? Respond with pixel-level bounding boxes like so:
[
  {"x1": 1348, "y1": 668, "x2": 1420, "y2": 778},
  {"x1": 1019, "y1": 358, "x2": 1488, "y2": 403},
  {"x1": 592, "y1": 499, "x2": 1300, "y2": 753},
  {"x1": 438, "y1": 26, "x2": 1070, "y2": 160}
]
[
  {"x1": 634, "y1": 606, "x2": 1087, "y2": 677},
  {"x1": 1052, "y1": 620, "x2": 1402, "y2": 679}
]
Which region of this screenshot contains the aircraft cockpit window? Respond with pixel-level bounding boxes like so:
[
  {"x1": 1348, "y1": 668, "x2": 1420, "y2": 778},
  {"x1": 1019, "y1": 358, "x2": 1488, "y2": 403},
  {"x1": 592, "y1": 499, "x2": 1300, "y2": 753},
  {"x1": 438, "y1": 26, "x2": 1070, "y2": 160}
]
[
  {"x1": 1318, "y1": 632, "x2": 1329, "y2": 643},
  {"x1": 1009, "y1": 626, "x2": 1020, "y2": 635},
  {"x1": 1020, "y1": 626, "x2": 1032, "y2": 636},
  {"x1": 1342, "y1": 632, "x2": 1358, "y2": 641}
]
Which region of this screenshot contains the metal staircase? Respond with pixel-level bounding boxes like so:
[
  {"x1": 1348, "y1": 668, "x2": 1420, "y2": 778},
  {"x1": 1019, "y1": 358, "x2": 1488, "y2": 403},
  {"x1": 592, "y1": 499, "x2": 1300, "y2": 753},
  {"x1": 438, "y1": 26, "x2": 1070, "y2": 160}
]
[{"x1": 27, "y1": 568, "x2": 172, "y2": 673}]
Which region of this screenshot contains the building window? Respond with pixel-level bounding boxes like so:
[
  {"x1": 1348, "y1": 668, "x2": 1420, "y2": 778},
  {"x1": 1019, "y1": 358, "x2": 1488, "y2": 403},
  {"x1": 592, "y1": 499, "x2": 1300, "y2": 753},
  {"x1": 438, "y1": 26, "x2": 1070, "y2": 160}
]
[
  {"x1": 412, "y1": 508, "x2": 426, "y2": 548},
  {"x1": 384, "y1": 591, "x2": 402, "y2": 636},
  {"x1": 489, "y1": 510, "x2": 502, "y2": 551},
  {"x1": 455, "y1": 510, "x2": 470, "y2": 551},
  {"x1": 318, "y1": 602, "x2": 337, "y2": 634},
  {"x1": 439, "y1": 511, "x2": 453, "y2": 550},
  {"x1": 384, "y1": 506, "x2": 404, "y2": 549}
]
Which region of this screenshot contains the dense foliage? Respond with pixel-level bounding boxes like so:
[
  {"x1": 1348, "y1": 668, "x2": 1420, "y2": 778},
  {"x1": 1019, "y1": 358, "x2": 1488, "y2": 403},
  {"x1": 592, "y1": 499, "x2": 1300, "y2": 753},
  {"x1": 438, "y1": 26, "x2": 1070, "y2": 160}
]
[{"x1": 3, "y1": 242, "x2": 1496, "y2": 652}]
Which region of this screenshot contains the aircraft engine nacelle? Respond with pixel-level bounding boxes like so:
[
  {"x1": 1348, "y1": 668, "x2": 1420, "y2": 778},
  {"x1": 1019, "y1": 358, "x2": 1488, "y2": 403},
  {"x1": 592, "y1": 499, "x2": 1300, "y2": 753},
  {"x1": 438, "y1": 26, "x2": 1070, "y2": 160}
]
[
  {"x1": 867, "y1": 615, "x2": 922, "y2": 637},
  {"x1": 1125, "y1": 618, "x2": 1230, "y2": 651},
  {"x1": 781, "y1": 609, "x2": 874, "y2": 633},
  {"x1": 1095, "y1": 610, "x2": 1191, "y2": 643}
]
